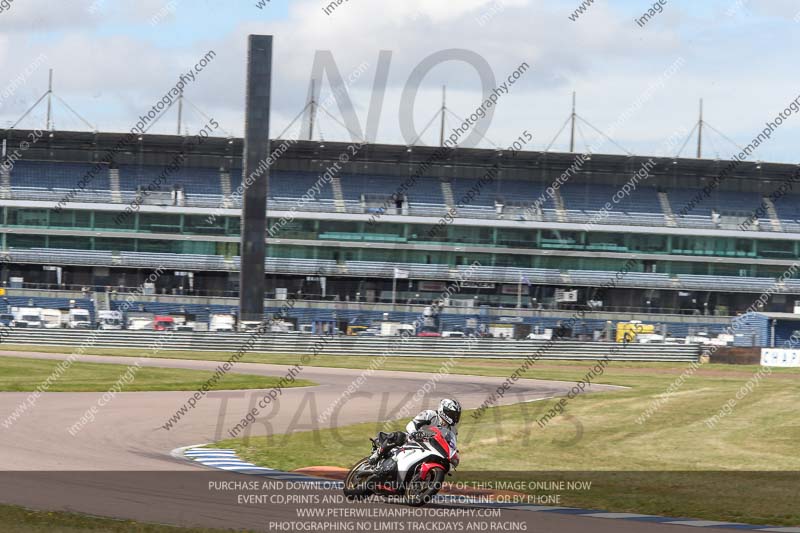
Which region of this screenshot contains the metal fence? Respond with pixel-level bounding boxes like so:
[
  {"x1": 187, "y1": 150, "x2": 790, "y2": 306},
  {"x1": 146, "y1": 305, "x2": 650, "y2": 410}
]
[{"x1": 0, "y1": 330, "x2": 701, "y2": 362}]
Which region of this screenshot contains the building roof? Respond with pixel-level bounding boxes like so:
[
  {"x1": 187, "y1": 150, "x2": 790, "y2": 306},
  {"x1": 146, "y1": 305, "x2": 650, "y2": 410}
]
[
  {"x1": 755, "y1": 312, "x2": 800, "y2": 320},
  {"x1": 3, "y1": 128, "x2": 798, "y2": 188}
]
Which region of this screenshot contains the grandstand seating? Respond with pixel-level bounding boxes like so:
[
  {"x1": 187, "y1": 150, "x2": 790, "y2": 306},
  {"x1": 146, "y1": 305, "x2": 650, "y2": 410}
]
[
  {"x1": 229, "y1": 170, "x2": 335, "y2": 201},
  {"x1": 339, "y1": 173, "x2": 444, "y2": 205},
  {"x1": 769, "y1": 196, "x2": 800, "y2": 224},
  {"x1": 449, "y1": 177, "x2": 499, "y2": 207},
  {"x1": 11, "y1": 161, "x2": 111, "y2": 192},
  {"x1": 560, "y1": 183, "x2": 662, "y2": 215},
  {"x1": 11, "y1": 160, "x2": 800, "y2": 235},
  {"x1": 118, "y1": 165, "x2": 223, "y2": 195}
]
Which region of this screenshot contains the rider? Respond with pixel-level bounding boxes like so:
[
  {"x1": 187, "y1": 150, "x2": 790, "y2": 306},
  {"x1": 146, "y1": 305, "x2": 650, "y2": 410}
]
[{"x1": 369, "y1": 398, "x2": 462, "y2": 468}]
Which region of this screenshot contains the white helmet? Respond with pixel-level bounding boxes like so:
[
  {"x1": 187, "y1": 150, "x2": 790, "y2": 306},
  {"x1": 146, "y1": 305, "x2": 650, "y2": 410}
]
[{"x1": 438, "y1": 398, "x2": 462, "y2": 426}]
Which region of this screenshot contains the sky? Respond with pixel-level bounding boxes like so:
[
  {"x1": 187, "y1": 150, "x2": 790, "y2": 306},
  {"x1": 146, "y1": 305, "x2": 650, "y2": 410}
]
[{"x1": 0, "y1": 0, "x2": 799, "y2": 163}]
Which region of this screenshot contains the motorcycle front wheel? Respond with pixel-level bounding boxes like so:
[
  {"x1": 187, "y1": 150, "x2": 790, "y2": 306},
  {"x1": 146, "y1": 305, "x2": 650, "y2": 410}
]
[
  {"x1": 343, "y1": 457, "x2": 374, "y2": 500},
  {"x1": 404, "y1": 466, "x2": 445, "y2": 507}
]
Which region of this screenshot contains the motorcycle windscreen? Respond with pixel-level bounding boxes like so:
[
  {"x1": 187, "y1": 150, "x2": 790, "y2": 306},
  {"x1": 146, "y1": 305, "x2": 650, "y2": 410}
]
[{"x1": 444, "y1": 431, "x2": 457, "y2": 459}]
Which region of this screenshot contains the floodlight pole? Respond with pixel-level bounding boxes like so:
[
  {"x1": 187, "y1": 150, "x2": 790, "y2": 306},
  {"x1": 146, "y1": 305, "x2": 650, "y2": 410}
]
[
  {"x1": 308, "y1": 79, "x2": 316, "y2": 141},
  {"x1": 176, "y1": 92, "x2": 183, "y2": 135},
  {"x1": 46, "y1": 69, "x2": 53, "y2": 131},
  {"x1": 569, "y1": 91, "x2": 576, "y2": 153},
  {"x1": 439, "y1": 85, "x2": 446, "y2": 147},
  {"x1": 697, "y1": 98, "x2": 703, "y2": 159}
]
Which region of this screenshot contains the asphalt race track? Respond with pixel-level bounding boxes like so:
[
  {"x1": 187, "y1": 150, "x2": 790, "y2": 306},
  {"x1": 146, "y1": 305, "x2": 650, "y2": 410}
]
[{"x1": 0, "y1": 349, "x2": 745, "y2": 532}]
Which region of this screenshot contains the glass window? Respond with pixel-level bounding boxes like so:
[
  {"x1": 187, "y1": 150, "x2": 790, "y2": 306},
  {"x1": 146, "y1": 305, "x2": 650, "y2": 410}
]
[
  {"x1": 46, "y1": 209, "x2": 91, "y2": 229},
  {"x1": 363, "y1": 222, "x2": 405, "y2": 243},
  {"x1": 451, "y1": 226, "x2": 492, "y2": 245},
  {"x1": 49, "y1": 210, "x2": 73, "y2": 228},
  {"x1": 94, "y1": 210, "x2": 135, "y2": 231},
  {"x1": 270, "y1": 218, "x2": 317, "y2": 240},
  {"x1": 541, "y1": 230, "x2": 579, "y2": 249},
  {"x1": 215, "y1": 242, "x2": 239, "y2": 257},
  {"x1": 179, "y1": 241, "x2": 217, "y2": 255},
  {"x1": 7, "y1": 234, "x2": 46, "y2": 248},
  {"x1": 270, "y1": 244, "x2": 314, "y2": 259},
  {"x1": 735, "y1": 239, "x2": 753, "y2": 257},
  {"x1": 363, "y1": 222, "x2": 403, "y2": 236},
  {"x1": 315, "y1": 220, "x2": 359, "y2": 241},
  {"x1": 758, "y1": 240, "x2": 795, "y2": 259},
  {"x1": 586, "y1": 232, "x2": 626, "y2": 251},
  {"x1": 48, "y1": 236, "x2": 91, "y2": 250},
  {"x1": 226, "y1": 217, "x2": 240, "y2": 236},
  {"x1": 137, "y1": 239, "x2": 172, "y2": 253},
  {"x1": 139, "y1": 213, "x2": 181, "y2": 233},
  {"x1": 95, "y1": 238, "x2": 135, "y2": 252},
  {"x1": 8, "y1": 208, "x2": 47, "y2": 227},
  {"x1": 184, "y1": 215, "x2": 226, "y2": 235},
  {"x1": 495, "y1": 228, "x2": 534, "y2": 248},
  {"x1": 628, "y1": 234, "x2": 666, "y2": 253}
]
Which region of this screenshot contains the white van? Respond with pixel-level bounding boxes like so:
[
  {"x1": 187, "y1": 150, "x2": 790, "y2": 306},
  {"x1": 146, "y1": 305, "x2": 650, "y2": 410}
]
[
  {"x1": 97, "y1": 310, "x2": 123, "y2": 330},
  {"x1": 40, "y1": 309, "x2": 63, "y2": 329},
  {"x1": 11, "y1": 307, "x2": 43, "y2": 328},
  {"x1": 67, "y1": 309, "x2": 92, "y2": 329},
  {"x1": 209, "y1": 313, "x2": 236, "y2": 332}
]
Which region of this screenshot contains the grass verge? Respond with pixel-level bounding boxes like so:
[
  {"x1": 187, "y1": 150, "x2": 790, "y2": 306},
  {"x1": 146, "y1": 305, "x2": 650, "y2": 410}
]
[
  {"x1": 2, "y1": 342, "x2": 798, "y2": 380},
  {"x1": 0, "y1": 356, "x2": 314, "y2": 392},
  {"x1": 0, "y1": 503, "x2": 241, "y2": 532}
]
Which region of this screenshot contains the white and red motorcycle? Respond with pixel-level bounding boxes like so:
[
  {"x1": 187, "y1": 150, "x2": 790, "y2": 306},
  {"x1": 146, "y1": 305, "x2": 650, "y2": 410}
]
[{"x1": 343, "y1": 426, "x2": 459, "y2": 506}]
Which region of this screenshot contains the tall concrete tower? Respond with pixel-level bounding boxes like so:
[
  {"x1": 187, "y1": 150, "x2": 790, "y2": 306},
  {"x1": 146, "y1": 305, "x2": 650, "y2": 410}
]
[{"x1": 239, "y1": 35, "x2": 273, "y2": 322}]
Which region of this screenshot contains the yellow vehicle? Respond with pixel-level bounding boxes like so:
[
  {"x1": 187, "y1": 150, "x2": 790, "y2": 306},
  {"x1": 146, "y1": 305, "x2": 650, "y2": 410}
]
[
  {"x1": 346, "y1": 325, "x2": 368, "y2": 336},
  {"x1": 616, "y1": 321, "x2": 654, "y2": 343}
]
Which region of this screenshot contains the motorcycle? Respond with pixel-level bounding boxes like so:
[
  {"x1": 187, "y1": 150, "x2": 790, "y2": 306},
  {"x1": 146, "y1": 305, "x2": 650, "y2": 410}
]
[{"x1": 343, "y1": 425, "x2": 459, "y2": 507}]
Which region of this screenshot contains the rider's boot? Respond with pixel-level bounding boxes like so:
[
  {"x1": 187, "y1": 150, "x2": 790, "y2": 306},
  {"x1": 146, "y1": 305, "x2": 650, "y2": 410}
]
[
  {"x1": 369, "y1": 445, "x2": 390, "y2": 466},
  {"x1": 368, "y1": 449, "x2": 381, "y2": 465}
]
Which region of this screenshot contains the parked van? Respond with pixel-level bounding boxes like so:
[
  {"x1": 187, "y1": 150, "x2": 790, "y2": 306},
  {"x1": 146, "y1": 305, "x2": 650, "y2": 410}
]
[
  {"x1": 209, "y1": 313, "x2": 236, "y2": 332},
  {"x1": 11, "y1": 307, "x2": 43, "y2": 328},
  {"x1": 380, "y1": 322, "x2": 416, "y2": 336},
  {"x1": 127, "y1": 312, "x2": 155, "y2": 330},
  {"x1": 97, "y1": 310, "x2": 123, "y2": 330},
  {"x1": 40, "y1": 309, "x2": 63, "y2": 329},
  {"x1": 67, "y1": 308, "x2": 92, "y2": 329}
]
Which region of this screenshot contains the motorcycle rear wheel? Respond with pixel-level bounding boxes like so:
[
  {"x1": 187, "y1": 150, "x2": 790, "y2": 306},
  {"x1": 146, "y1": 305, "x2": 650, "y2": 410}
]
[{"x1": 343, "y1": 457, "x2": 374, "y2": 500}]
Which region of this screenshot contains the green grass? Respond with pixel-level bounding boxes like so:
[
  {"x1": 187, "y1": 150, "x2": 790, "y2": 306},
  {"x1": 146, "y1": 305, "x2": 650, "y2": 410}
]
[
  {"x1": 4, "y1": 342, "x2": 799, "y2": 380},
  {"x1": 0, "y1": 356, "x2": 314, "y2": 392},
  {"x1": 0, "y1": 503, "x2": 242, "y2": 532},
  {"x1": 213, "y1": 359, "x2": 800, "y2": 526}
]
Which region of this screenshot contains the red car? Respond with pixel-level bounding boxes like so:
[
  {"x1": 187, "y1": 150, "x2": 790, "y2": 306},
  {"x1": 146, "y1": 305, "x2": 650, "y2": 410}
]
[{"x1": 154, "y1": 316, "x2": 175, "y2": 331}]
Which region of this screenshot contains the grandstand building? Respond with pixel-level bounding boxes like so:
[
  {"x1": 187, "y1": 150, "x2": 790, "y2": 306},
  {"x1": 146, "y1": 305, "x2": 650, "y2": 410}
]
[{"x1": 2, "y1": 128, "x2": 800, "y2": 318}]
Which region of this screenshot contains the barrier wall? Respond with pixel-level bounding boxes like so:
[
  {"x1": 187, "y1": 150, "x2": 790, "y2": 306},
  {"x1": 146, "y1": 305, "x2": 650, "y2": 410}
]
[{"x1": 0, "y1": 330, "x2": 701, "y2": 362}]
